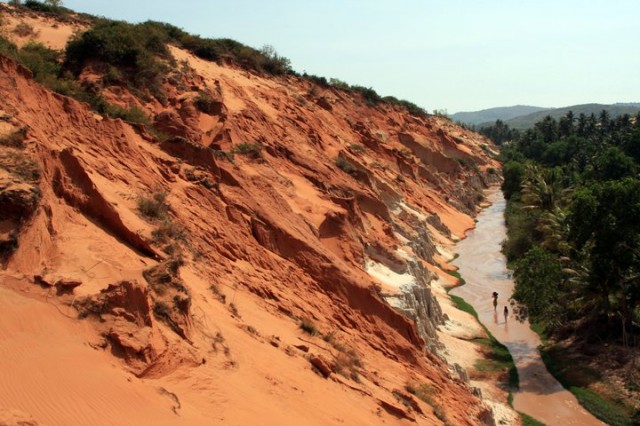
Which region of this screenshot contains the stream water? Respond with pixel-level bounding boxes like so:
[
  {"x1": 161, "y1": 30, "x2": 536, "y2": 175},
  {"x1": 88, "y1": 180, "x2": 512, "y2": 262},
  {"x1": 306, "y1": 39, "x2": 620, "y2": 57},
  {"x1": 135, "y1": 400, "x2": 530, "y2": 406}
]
[{"x1": 450, "y1": 190, "x2": 603, "y2": 426}]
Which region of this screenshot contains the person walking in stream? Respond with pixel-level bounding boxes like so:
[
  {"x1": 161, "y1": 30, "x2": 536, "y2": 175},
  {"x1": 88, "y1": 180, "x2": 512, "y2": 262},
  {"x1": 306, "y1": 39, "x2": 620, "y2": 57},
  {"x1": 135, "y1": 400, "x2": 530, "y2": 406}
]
[
  {"x1": 503, "y1": 305, "x2": 509, "y2": 322},
  {"x1": 492, "y1": 291, "x2": 498, "y2": 311}
]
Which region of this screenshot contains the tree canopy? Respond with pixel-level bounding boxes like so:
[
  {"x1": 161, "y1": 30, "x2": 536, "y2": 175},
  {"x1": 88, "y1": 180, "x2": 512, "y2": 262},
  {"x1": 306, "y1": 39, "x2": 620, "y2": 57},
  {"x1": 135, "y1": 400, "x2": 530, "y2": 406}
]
[{"x1": 498, "y1": 110, "x2": 640, "y2": 345}]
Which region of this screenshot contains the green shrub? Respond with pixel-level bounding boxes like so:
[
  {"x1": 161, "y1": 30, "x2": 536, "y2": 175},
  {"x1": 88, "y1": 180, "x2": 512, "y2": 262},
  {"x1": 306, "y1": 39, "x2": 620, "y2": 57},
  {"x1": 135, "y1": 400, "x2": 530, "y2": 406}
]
[
  {"x1": 0, "y1": 129, "x2": 26, "y2": 148},
  {"x1": 24, "y1": 0, "x2": 64, "y2": 13},
  {"x1": 138, "y1": 22, "x2": 292, "y2": 76},
  {"x1": 233, "y1": 142, "x2": 263, "y2": 159},
  {"x1": 137, "y1": 191, "x2": 168, "y2": 220},
  {"x1": 105, "y1": 104, "x2": 150, "y2": 125},
  {"x1": 212, "y1": 149, "x2": 234, "y2": 163},
  {"x1": 257, "y1": 44, "x2": 291, "y2": 75},
  {"x1": 303, "y1": 73, "x2": 329, "y2": 87},
  {"x1": 20, "y1": 1, "x2": 79, "y2": 21},
  {"x1": 65, "y1": 20, "x2": 169, "y2": 99},
  {"x1": 502, "y1": 200, "x2": 537, "y2": 261},
  {"x1": 329, "y1": 78, "x2": 349, "y2": 90},
  {"x1": 300, "y1": 319, "x2": 318, "y2": 336},
  {"x1": 335, "y1": 156, "x2": 356, "y2": 174},
  {"x1": 13, "y1": 22, "x2": 35, "y2": 37},
  {"x1": 17, "y1": 42, "x2": 61, "y2": 85},
  {"x1": 194, "y1": 92, "x2": 216, "y2": 113},
  {"x1": 348, "y1": 144, "x2": 366, "y2": 154},
  {"x1": 395, "y1": 99, "x2": 427, "y2": 117},
  {"x1": 406, "y1": 384, "x2": 446, "y2": 421},
  {"x1": 0, "y1": 151, "x2": 41, "y2": 182},
  {"x1": 0, "y1": 35, "x2": 19, "y2": 59},
  {"x1": 351, "y1": 85, "x2": 381, "y2": 106}
]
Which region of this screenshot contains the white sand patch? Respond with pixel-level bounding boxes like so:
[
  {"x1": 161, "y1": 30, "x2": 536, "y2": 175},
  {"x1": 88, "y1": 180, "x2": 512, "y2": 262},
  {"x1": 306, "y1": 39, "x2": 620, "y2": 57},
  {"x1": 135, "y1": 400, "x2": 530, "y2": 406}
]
[
  {"x1": 383, "y1": 295, "x2": 408, "y2": 310},
  {"x1": 394, "y1": 247, "x2": 413, "y2": 262},
  {"x1": 432, "y1": 278, "x2": 486, "y2": 339},
  {"x1": 393, "y1": 232, "x2": 410, "y2": 245},
  {"x1": 436, "y1": 244, "x2": 455, "y2": 262},
  {"x1": 365, "y1": 258, "x2": 415, "y2": 291},
  {"x1": 398, "y1": 201, "x2": 428, "y2": 221},
  {"x1": 482, "y1": 398, "x2": 520, "y2": 426}
]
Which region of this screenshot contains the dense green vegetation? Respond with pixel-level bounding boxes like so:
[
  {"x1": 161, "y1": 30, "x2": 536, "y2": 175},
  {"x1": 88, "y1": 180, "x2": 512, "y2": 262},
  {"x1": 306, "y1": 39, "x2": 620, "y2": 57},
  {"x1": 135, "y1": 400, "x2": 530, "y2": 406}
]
[
  {"x1": 492, "y1": 111, "x2": 640, "y2": 423},
  {"x1": 539, "y1": 345, "x2": 635, "y2": 426},
  {"x1": 65, "y1": 20, "x2": 173, "y2": 100},
  {"x1": 477, "y1": 119, "x2": 521, "y2": 146},
  {"x1": 499, "y1": 111, "x2": 640, "y2": 341}
]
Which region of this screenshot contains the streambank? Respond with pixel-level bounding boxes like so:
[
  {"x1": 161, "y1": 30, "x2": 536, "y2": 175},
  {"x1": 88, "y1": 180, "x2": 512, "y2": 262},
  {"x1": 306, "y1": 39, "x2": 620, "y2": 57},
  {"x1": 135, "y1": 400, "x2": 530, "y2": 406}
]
[{"x1": 450, "y1": 190, "x2": 603, "y2": 426}]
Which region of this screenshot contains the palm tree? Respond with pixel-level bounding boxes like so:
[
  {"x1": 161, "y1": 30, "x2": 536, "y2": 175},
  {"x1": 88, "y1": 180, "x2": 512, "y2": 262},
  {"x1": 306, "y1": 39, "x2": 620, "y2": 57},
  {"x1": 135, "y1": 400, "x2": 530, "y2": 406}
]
[{"x1": 520, "y1": 164, "x2": 572, "y2": 255}]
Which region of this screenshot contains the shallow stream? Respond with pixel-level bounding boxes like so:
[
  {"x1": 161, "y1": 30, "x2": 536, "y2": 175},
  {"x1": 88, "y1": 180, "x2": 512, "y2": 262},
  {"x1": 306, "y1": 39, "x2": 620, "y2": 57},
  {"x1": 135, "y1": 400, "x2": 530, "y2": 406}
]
[{"x1": 450, "y1": 190, "x2": 603, "y2": 426}]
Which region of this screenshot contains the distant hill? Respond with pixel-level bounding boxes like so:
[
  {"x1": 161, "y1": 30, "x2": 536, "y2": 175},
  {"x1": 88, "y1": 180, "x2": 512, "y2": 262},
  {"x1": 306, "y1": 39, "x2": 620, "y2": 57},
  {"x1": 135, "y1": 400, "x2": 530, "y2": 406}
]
[
  {"x1": 453, "y1": 103, "x2": 640, "y2": 130},
  {"x1": 498, "y1": 103, "x2": 640, "y2": 130},
  {"x1": 450, "y1": 105, "x2": 547, "y2": 125}
]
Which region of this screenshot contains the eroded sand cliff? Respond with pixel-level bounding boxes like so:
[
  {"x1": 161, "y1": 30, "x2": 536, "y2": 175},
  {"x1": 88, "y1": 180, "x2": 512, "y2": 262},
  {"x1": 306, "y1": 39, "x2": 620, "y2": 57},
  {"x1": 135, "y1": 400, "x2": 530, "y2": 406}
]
[{"x1": 0, "y1": 7, "x2": 508, "y2": 425}]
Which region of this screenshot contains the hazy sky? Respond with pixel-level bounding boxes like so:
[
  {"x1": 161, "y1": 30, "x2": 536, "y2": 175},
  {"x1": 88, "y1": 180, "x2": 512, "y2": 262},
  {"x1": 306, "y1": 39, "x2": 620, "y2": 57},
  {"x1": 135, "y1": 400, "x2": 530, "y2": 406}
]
[{"x1": 59, "y1": 0, "x2": 639, "y2": 113}]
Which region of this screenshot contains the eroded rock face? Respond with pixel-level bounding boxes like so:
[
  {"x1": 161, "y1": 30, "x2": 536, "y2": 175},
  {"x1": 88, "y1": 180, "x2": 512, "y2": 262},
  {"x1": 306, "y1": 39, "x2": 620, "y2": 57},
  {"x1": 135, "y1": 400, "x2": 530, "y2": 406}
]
[
  {"x1": 153, "y1": 110, "x2": 190, "y2": 138},
  {"x1": 0, "y1": 177, "x2": 38, "y2": 255},
  {"x1": 0, "y1": 122, "x2": 40, "y2": 259},
  {"x1": 143, "y1": 260, "x2": 192, "y2": 340},
  {"x1": 0, "y1": 178, "x2": 40, "y2": 220},
  {"x1": 77, "y1": 280, "x2": 156, "y2": 364}
]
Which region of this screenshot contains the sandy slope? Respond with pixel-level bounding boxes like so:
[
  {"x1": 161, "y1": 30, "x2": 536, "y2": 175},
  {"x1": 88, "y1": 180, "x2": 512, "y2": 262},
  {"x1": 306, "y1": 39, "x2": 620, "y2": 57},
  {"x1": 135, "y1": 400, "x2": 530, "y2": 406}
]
[
  {"x1": 0, "y1": 8, "x2": 86, "y2": 50},
  {"x1": 0, "y1": 279, "x2": 203, "y2": 426}
]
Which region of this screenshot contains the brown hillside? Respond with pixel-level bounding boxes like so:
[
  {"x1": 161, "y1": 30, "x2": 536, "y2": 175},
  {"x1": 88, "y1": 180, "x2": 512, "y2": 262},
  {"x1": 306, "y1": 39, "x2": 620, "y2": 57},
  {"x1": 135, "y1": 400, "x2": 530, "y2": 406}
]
[{"x1": 0, "y1": 6, "x2": 505, "y2": 426}]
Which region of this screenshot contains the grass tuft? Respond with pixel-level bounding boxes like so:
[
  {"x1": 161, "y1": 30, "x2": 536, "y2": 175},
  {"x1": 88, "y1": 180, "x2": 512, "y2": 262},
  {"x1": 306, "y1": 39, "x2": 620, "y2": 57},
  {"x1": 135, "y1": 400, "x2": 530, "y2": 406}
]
[
  {"x1": 233, "y1": 142, "x2": 263, "y2": 159},
  {"x1": 137, "y1": 190, "x2": 168, "y2": 220},
  {"x1": 300, "y1": 318, "x2": 318, "y2": 336},
  {"x1": 406, "y1": 383, "x2": 446, "y2": 422},
  {"x1": 520, "y1": 412, "x2": 546, "y2": 426}
]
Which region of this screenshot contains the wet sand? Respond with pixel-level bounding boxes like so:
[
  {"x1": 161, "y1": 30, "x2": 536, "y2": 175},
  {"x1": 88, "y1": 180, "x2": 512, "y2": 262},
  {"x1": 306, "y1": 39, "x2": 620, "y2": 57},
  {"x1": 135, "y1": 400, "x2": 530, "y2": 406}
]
[{"x1": 451, "y1": 191, "x2": 603, "y2": 426}]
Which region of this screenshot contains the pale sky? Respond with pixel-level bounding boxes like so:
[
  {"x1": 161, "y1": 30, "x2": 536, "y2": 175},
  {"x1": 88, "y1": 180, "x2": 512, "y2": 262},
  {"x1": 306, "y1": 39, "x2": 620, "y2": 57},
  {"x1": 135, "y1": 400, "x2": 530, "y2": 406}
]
[{"x1": 57, "y1": 1, "x2": 640, "y2": 113}]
